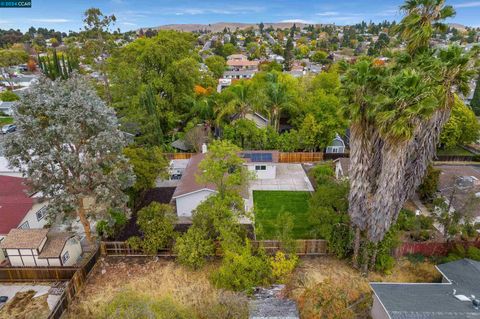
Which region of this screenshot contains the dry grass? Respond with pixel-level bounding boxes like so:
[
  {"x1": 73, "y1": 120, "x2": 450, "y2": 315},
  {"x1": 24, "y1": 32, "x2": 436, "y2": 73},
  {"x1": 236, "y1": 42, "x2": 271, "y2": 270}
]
[
  {"x1": 0, "y1": 290, "x2": 50, "y2": 319},
  {"x1": 284, "y1": 256, "x2": 440, "y2": 318},
  {"x1": 66, "y1": 257, "x2": 248, "y2": 319}
]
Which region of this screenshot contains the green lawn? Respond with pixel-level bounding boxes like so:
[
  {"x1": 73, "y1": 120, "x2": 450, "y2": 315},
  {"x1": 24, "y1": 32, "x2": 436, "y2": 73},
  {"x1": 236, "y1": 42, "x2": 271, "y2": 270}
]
[
  {"x1": 437, "y1": 146, "x2": 475, "y2": 156},
  {"x1": 253, "y1": 190, "x2": 313, "y2": 239},
  {"x1": 0, "y1": 117, "x2": 13, "y2": 126}
]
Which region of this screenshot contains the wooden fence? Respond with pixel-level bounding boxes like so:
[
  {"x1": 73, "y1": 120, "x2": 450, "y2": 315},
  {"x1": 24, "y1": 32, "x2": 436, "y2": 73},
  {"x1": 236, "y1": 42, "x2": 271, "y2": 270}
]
[
  {"x1": 394, "y1": 240, "x2": 480, "y2": 257},
  {"x1": 101, "y1": 239, "x2": 328, "y2": 257},
  {"x1": 164, "y1": 153, "x2": 195, "y2": 160},
  {"x1": 278, "y1": 152, "x2": 324, "y2": 163}
]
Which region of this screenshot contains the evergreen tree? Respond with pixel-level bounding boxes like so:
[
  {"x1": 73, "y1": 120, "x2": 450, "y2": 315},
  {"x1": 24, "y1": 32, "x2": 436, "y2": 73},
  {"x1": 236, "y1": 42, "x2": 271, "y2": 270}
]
[
  {"x1": 471, "y1": 75, "x2": 480, "y2": 116},
  {"x1": 283, "y1": 37, "x2": 294, "y2": 71}
]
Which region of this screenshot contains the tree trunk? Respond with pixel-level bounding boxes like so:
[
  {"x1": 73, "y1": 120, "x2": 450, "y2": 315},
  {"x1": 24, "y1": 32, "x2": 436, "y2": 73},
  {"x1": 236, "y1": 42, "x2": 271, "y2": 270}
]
[
  {"x1": 77, "y1": 197, "x2": 93, "y2": 245},
  {"x1": 353, "y1": 226, "x2": 361, "y2": 269},
  {"x1": 369, "y1": 243, "x2": 378, "y2": 271}
]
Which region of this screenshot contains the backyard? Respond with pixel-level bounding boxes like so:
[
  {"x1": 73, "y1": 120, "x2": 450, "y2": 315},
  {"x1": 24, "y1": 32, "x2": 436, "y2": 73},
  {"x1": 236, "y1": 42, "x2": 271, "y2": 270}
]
[
  {"x1": 0, "y1": 117, "x2": 13, "y2": 126},
  {"x1": 253, "y1": 190, "x2": 313, "y2": 239}
]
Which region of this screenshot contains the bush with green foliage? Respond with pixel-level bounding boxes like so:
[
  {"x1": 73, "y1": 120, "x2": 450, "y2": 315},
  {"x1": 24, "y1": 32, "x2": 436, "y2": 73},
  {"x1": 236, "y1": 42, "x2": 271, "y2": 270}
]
[
  {"x1": 96, "y1": 208, "x2": 128, "y2": 239},
  {"x1": 211, "y1": 241, "x2": 271, "y2": 294},
  {"x1": 174, "y1": 227, "x2": 215, "y2": 269},
  {"x1": 443, "y1": 244, "x2": 480, "y2": 263},
  {"x1": 417, "y1": 165, "x2": 440, "y2": 203},
  {"x1": 127, "y1": 202, "x2": 177, "y2": 255},
  {"x1": 274, "y1": 212, "x2": 296, "y2": 254},
  {"x1": 269, "y1": 251, "x2": 298, "y2": 283},
  {"x1": 0, "y1": 90, "x2": 19, "y2": 102},
  {"x1": 309, "y1": 162, "x2": 334, "y2": 185},
  {"x1": 308, "y1": 181, "x2": 352, "y2": 258},
  {"x1": 373, "y1": 226, "x2": 400, "y2": 274}
]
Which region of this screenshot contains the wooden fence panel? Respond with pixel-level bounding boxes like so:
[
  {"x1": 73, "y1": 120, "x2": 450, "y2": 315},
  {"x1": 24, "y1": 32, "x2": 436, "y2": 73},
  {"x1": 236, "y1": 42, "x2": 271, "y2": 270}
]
[
  {"x1": 394, "y1": 241, "x2": 480, "y2": 257},
  {"x1": 101, "y1": 240, "x2": 328, "y2": 257},
  {"x1": 279, "y1": 152, "x2": 324, "y2": 163}
]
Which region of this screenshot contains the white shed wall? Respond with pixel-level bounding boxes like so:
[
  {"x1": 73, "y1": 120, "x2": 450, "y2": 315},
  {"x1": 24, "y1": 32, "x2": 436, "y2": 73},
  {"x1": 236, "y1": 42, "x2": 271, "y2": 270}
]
[{"x1": 175, "y1": 189, "x2": 216, "y2": 217}]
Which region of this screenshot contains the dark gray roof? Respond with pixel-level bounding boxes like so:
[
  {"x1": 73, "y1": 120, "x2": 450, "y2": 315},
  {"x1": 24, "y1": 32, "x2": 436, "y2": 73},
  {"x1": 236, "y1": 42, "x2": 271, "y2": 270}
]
[{"x1": 371, "y1": 259, "x2": 480, "y2": 319}]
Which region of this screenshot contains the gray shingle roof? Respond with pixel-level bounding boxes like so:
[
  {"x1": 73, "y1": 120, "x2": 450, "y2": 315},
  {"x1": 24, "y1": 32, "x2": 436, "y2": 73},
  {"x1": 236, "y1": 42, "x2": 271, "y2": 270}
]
[{"x1": 371, "y1": 259, "x2": 480, "y2": 319}]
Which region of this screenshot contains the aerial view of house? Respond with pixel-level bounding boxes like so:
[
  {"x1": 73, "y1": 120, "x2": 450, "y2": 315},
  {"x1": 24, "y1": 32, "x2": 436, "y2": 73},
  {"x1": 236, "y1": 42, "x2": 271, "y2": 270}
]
[{"x1": 0, "y1": 0, "x2": 480, "y2": 318}]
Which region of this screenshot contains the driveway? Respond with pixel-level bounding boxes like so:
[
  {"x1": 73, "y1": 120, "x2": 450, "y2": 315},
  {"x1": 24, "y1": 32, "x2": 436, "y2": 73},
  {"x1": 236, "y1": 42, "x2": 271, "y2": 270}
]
[{"x1": 246, "y1": 163, "x2": 314, "y2": 211}]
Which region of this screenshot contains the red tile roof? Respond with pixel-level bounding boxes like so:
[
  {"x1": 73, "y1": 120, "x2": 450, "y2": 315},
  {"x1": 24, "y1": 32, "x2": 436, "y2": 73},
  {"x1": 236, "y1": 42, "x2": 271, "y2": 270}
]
[{"x1": 0, "y1": 176, "x2": 34, "y2": 235}]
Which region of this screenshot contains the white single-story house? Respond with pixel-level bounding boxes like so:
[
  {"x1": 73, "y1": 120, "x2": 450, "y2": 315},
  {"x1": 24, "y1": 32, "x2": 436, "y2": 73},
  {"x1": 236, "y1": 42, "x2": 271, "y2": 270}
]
[
  {"x1": 171, "y1": 150, "x2": 279, "y2": 217},
  {"x1": 0, "y1": 229, "x2": 82, "y2": 267}
]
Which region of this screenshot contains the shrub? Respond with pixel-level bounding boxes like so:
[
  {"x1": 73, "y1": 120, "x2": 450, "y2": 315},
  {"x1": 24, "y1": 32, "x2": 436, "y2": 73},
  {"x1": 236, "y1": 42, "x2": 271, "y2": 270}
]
[
  {"x1": 374, "y1": 227, "x2": 400, "y2": 274},
  {"x1": 468, "y1": 246, "x2": 480, "y2": 261},
  {"x1": 310, "y1": 162, "x2": 334, "y2": 185},
  {"x1": 99, "y1": 290, "x2": 193, "y2": 319},
  {"x1": 274, "y1": 212, "x2": 296, "y2": 255},
  {"x1": 195, "y1": 291, "x2": 249, "y2": 319},
  {"x1": 211, "y1": 242, "x2": 271, "y2": 294},
  {"x1": 97, "y1": 208, "x2": 128, "y2": 239},
  {"x1": 417, "y1": 165, "x2": 440, "y2": 203},
  {"x1": 0, "y1": 90, "x2": 19, "y2": 102},
  {"x1": 269, "y1": 251, "x2": 298, "y2": 283},
  {"x1": 128, "y1": 202, "x2": 177, "y2": 255},
  {"x1": 174, "y1": 227, "x2": 215, "y2": 269}
]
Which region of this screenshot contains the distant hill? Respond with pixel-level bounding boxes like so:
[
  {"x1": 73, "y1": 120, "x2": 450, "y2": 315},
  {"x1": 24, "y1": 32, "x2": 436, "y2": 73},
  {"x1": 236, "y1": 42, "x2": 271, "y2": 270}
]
[
  {"x1": 448, "y1": 23, "x2": 467, "y2": 32},
  {"x1": 144, "y1": 22, "x2": 317, "y2": 33}
]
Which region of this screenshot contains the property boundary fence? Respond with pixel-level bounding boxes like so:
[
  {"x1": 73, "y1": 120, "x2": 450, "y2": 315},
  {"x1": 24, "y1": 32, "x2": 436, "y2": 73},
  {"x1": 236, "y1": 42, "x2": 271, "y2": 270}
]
[
  {"x1": 0, "y1": 246, "x2": 100, "y2": 319},
  {"x1": 164, "y1": 153, "x2": 195, "y2": 160},
  {"x1": 278, "y1": 152, "x2": 325, "y2": 163},
  {"x1": 393, "y1": 240, "x2": 480, "y2": 257},
  {"x1": 101, "y1": 239, "x2": 328, "y2": 257}
]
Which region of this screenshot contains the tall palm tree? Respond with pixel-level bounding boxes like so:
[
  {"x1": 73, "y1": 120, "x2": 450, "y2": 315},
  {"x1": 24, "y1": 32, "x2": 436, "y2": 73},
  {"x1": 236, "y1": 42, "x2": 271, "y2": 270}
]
[
  {"x1": 215, "y1": 81, "x2": 255, "y2": 124},
  {"x1": 344, "y1": 0, "x2": 476, "y2": 270},
  {"x1": 393, "y1": 0, "x2": 455, "y2": 55},
  {"x1": 264, "y1": 73, "x2": 294, "y2": 131}
]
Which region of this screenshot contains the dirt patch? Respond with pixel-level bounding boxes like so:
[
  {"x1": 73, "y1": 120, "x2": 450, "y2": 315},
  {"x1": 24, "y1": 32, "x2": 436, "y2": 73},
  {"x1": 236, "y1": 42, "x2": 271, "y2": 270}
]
[
  {"x1": 0, "y1": 290, "x2": 50, "y2": 319},
  {"x1": 66, "y1": 256, "x2": 248, "y2": 318}
]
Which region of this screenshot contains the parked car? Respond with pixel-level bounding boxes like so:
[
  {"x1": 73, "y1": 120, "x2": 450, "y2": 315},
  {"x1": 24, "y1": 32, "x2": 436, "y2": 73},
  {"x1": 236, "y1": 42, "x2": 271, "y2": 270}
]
[
  {"x1": 1, "y1": 124, "x2": 16, "y2": 134},
  {"x1": 0, "y1": 296, "x2": 7, "y2": 303}
]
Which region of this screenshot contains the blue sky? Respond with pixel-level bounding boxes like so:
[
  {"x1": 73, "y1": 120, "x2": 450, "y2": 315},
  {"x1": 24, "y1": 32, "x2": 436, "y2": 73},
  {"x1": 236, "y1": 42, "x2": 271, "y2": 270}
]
[{"x1": 1, "y1": 0, "x2": 480, "y2": 32}]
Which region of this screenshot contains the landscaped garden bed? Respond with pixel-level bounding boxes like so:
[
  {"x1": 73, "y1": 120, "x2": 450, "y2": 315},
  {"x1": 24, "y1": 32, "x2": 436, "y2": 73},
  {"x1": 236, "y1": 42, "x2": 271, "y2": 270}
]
[{"x1": 253, "y1": 190, "x2": 313, "y2": 239}]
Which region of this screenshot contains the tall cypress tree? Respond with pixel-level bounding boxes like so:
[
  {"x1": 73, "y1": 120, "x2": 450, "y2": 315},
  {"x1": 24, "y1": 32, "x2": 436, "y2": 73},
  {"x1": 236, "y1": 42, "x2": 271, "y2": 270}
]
[
  {"x1": 283, "y1": 37, "x2": 294, "y2": 71},
  {"x1": 471, "y1": 75, "x2": 480, "y2": 116}
]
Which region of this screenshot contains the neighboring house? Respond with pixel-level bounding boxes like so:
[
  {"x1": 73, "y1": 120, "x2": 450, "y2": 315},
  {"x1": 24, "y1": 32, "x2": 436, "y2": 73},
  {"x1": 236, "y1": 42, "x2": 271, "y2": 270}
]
[
  {"x1": 226, "y1": 54, "x2": 259, "y2": 71},
  {"x1": 231, "y1": 112, "x2": 269, "y2": 129},
  {"x1": 333, "y1": 158, "x2": 350, "y2": 180},
  {"x1": 0, "y1": 229, "x2": 82, "y2": 267},
  {"x1": 241, "y1": 150, "x2": 279, "y2": 180},
  {"x1": 371, "y1": 259, "x2": 480, "y2": 319},
  {"x1": 217, "y1": 78, "x2": 232, "y2": 92},
  {"x1": 326, "y1": 134, "x2": 347, "y2": 154},
  {"x1": 0, "y1": 176, "x2": 49, "y2": 239},
  {"x1": 222, "y1": 69, "x2": 257, "y2": 80},
  {"x1": 0, "y1": 156, "x2": 21, "y2": 177},
  {"x1": 0, "y1": 101, "x2": 17, "y2": 116}
]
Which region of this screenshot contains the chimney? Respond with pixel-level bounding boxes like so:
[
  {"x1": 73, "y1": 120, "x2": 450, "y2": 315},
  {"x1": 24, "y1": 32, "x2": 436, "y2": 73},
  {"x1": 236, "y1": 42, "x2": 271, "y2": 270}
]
[{"x1": 201, "y1": 143, "x2": 208, "y2": 154}]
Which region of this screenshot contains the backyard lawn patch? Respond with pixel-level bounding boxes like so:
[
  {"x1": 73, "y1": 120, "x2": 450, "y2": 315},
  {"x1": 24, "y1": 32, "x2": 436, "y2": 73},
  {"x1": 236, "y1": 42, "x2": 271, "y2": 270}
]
[
  {"x1": 253, "y1": 190, "x2": 313, "y2": 239},
  {"x1": 0, "y1": 117, "x2": 13, "y2": 126}
]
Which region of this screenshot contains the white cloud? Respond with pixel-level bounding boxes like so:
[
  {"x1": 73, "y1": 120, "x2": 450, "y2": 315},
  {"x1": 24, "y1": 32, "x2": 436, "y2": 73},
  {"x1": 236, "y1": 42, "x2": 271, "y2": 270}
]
[
  {"x1": 280, "y1": 19, "x2": 314, "y2": 24},
  {"x1": 30, "y1": 18, "x2": 70, "y2": 23},
  {"x1": 316, "y1": 11, "x2": 339, "y2": 17},
  {"x1": 122, "y1": 22, "x2": 137, "y2": 26},
  {"x1": 173, "y1": 5, "x2": 265, "y2": 16},
  {"x1": 455, "y1": 1, "x2": 480, "y2": 8}
]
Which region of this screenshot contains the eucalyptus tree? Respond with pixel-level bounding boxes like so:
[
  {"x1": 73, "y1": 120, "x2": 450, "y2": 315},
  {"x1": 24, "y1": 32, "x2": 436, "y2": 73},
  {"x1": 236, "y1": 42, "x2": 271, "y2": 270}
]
[
  {"x1": 344, "y1": 0, "x2": 477, "y2": 269},
  {"x1": 4, "y1": 75, "x2": 134, "y2": 244}
]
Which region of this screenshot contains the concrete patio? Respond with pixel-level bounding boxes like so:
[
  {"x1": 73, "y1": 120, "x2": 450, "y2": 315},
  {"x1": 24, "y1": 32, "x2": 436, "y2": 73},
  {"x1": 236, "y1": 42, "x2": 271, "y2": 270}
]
[{"x1": 246, "y1": 163, "x2": 314, "y2": 211}]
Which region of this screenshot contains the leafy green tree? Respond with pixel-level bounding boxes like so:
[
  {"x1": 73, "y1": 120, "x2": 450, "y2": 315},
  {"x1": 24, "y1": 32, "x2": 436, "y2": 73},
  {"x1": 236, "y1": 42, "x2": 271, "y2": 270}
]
[
  {"x1": 440, "y1": 96, "x2": 480, "y2": 149},
  {"x1": 264, "y1": 72, "x2": 295, "y2": 131},
  {"x1": 205, "y1": 55, "x2": 226, "y2": 79},
  {"x1": 471, "y1": 75, "x2": 480, "y2": 115},
  {"x1": 0, "y1": 90, "x2": 19, "y2": 101},
  {"x1": 82, "y1": 8, "x2": 117, "y2": 103},
  {"x1": 127, "y1": 202, "x2": 177, "y2": 255},
  {"x1": 310, "y1": 50, "x2": 328, "y2": 63},
  {"x1": 197, "y1": 140, "x2": 250, "y2": 198},
  {"x1": 123, "y1": 146, "x2": 168, "y2": 193},
  {"x1": 417, "y1": 165, "x2": 440, "y2": 203},
  {"x1": 4, "y1": 75, "x2": 134, "y2": 243},
  {"x1": 174, "y1": 227, "x2": 215, "y2": 269}
]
